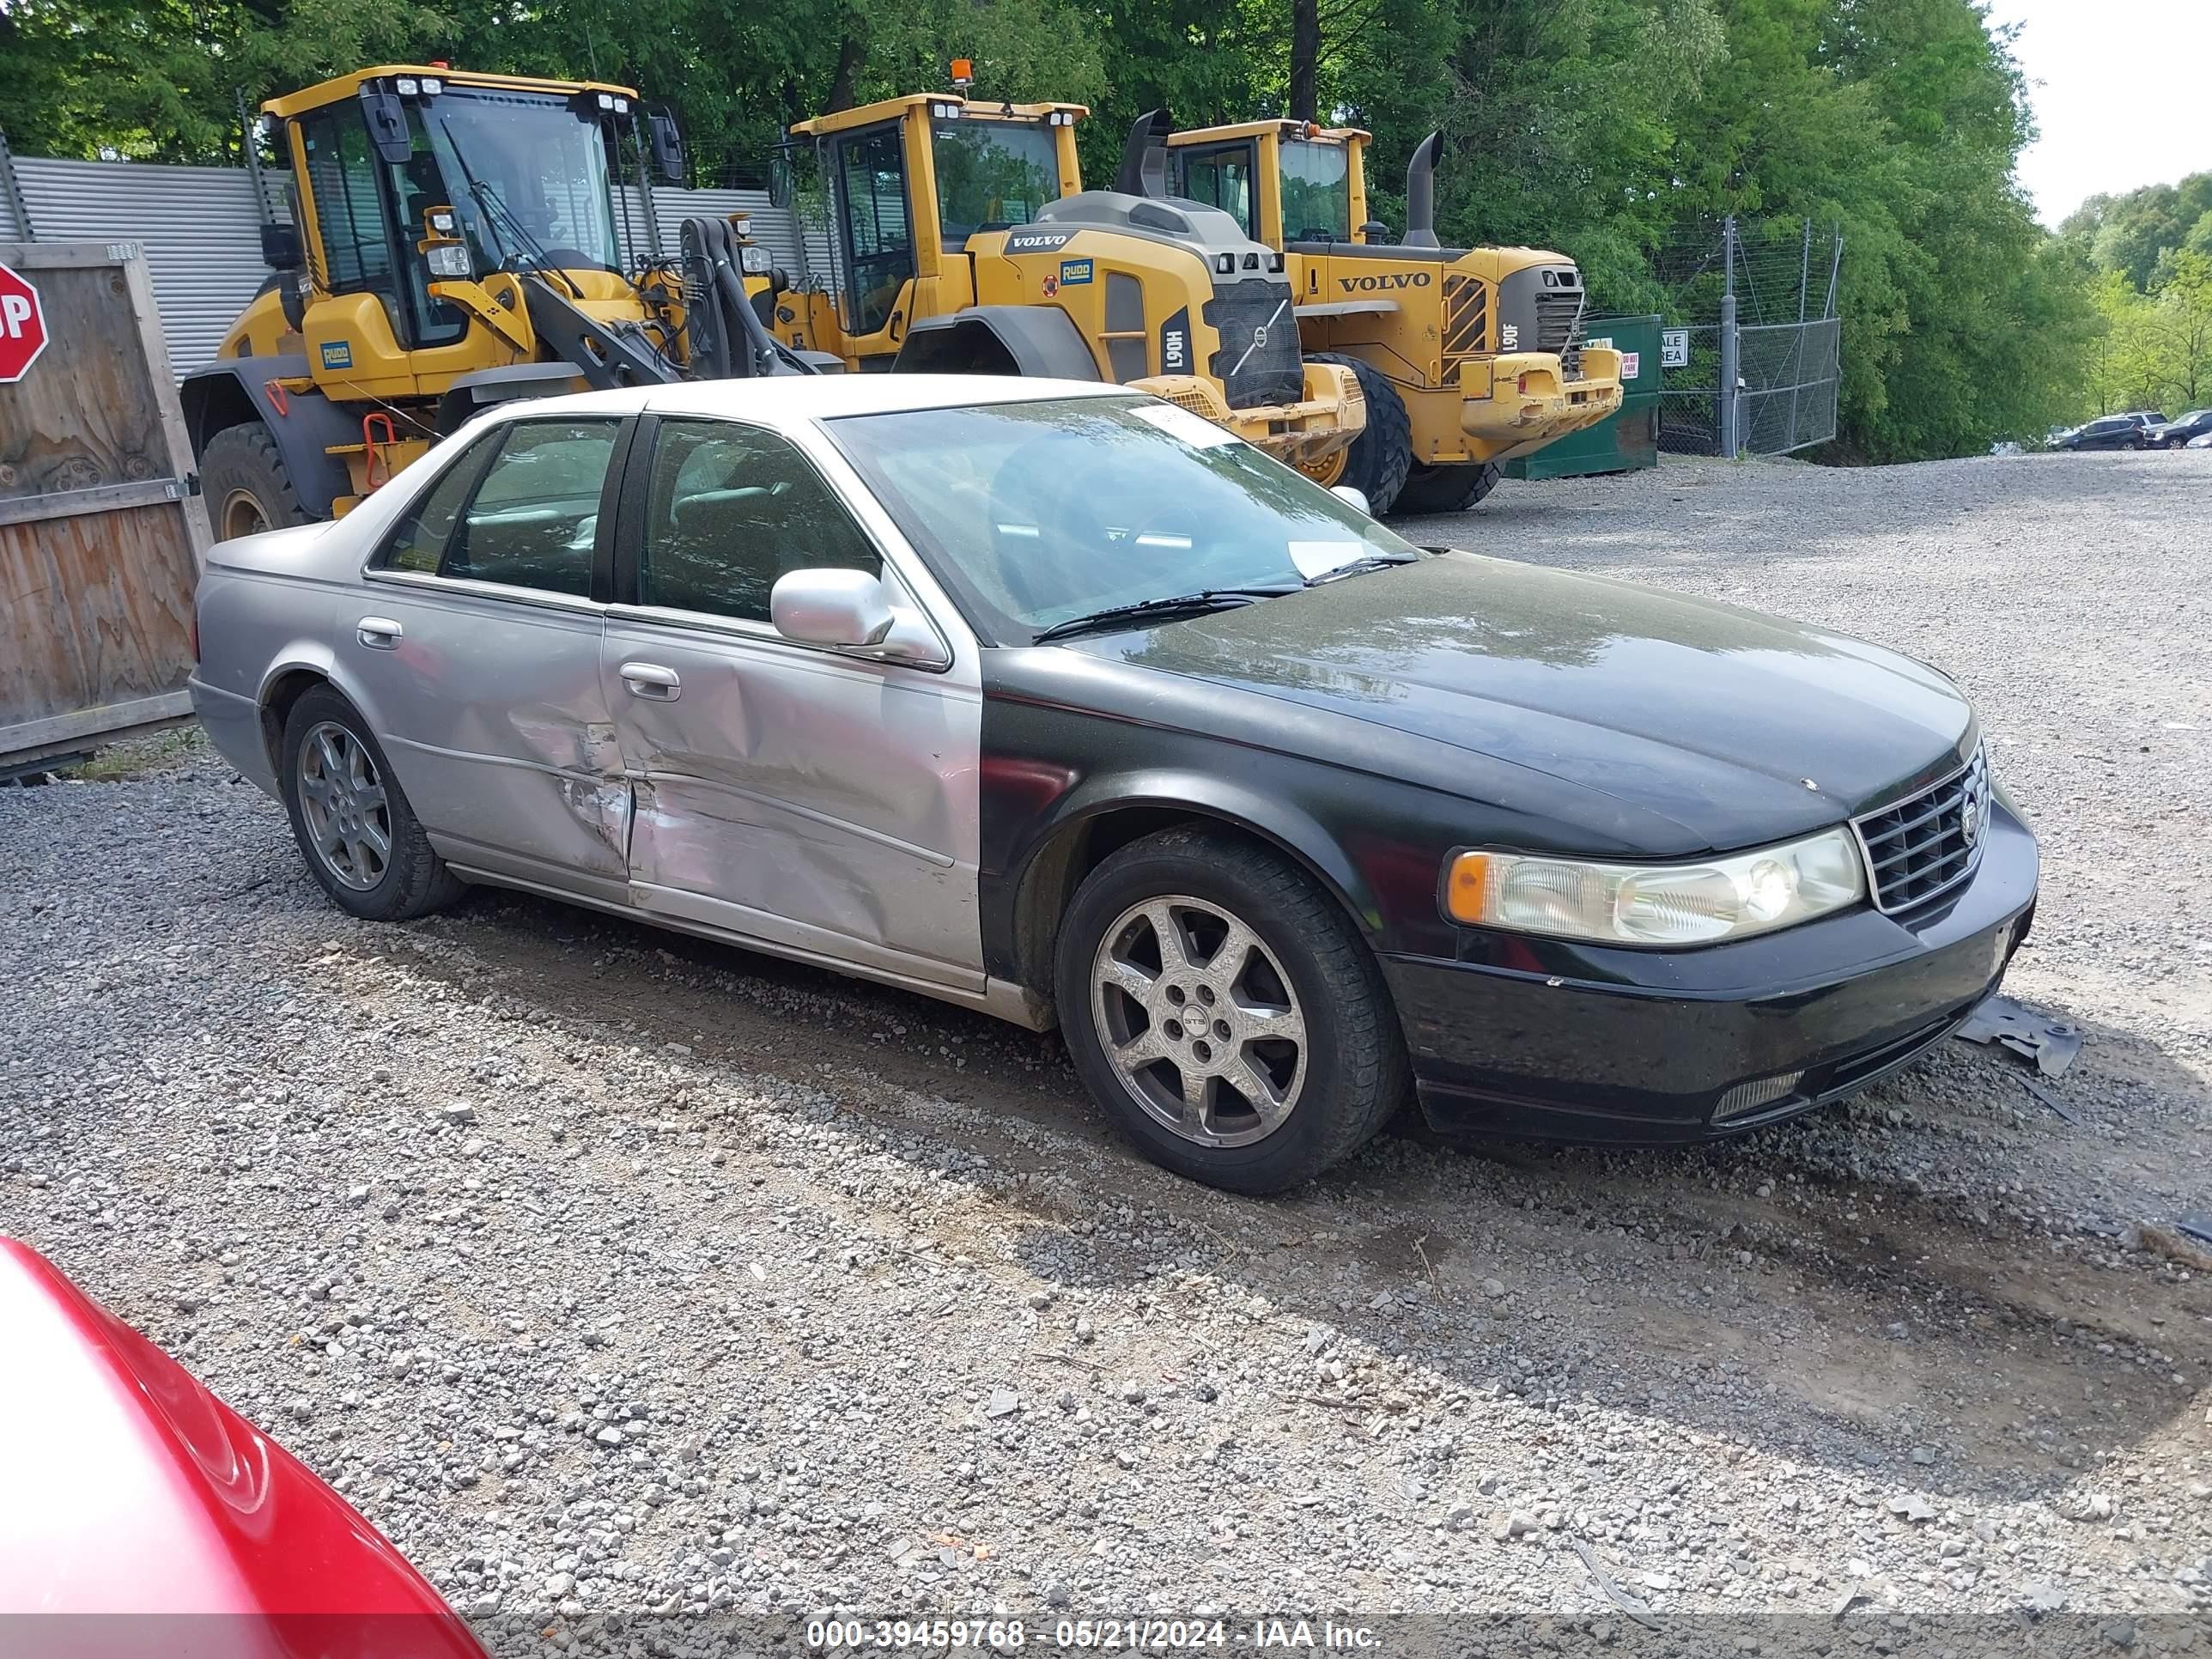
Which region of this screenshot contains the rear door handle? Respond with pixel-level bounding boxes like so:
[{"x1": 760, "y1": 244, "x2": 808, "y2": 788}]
[
  {"x1": 619, "y1": 661, "x2": 681, "y2": 701},
  {"x1": 357, "y1": 617, "x2": 403, "y2": 649}
]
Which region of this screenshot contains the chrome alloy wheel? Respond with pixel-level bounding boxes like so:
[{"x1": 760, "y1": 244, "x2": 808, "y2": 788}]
[
  {"x1": 296, "y1": 721, "x2": 391, "y2": 891},
  {"x1": 1090, "y1": 895, "x2": 1308, "y2": 1147}
]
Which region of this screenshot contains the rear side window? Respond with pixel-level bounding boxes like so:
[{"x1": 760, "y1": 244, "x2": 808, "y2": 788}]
[
  {"x1": 376, "y1": 434, "x2": 496, "y2": 574},
  {"x1": 636, "y1": 420, "x2": 879, "y2": 623},
  {"x1": 437, "y1": 419, "x2": 621, "y2": 596}
]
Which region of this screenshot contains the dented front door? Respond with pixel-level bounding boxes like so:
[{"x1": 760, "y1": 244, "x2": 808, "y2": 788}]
[
  {"x1": 596, "y1": 413, "x2": 981, "y2": 991},
  {"x1": 598, "y1": 611, "x2": 982, "y2": 992}
]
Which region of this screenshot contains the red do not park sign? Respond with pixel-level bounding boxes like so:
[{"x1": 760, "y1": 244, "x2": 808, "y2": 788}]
[{"x1": 0, "y1": 260, "x2": 49, "y2": 383}]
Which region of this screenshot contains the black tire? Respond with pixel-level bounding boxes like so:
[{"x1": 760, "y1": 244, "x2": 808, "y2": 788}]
[
  {"x1": 2167, "y1": 436, "x2": 2186, "y2": 450},
  {"x1": 279, "y1": 686, "x2": 464, "y2": 922},
  {"x1": 1392, "y1": 460, "x2": 1501, "y2": 515},
  {"x1": 1054, "y1": 825, "x2": 1408, "y2": 1194},
  {"x1": 201, "y1": 421, "x2": 313, "y2": 542},
  {"x1": 1304, "y1": 352, "x2": 1414, "y2": 515}
]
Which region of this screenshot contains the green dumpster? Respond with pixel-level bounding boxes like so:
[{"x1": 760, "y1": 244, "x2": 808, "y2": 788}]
[{"x1": 1503, "y1": 313, "x2": 1662, "y2": 481}]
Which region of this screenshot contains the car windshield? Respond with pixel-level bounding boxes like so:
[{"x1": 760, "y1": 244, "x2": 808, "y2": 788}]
[
  {"x1": 1279, "y1": 139, "x2": 1351, "y2": 241},
  {"x1": 933, "y1": 118, "x2": 1060, "y2": 251},
  {"x1": 825, "y1": 396, "x2": 1420, "y2": 642},
  {"x1": 421, "y1": 89, "x2": 622, "y2": 273}
]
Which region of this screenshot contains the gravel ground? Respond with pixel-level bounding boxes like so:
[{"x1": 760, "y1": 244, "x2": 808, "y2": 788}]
[{"x1": 3, "y1": 449, "x2": 2209, "y2": 1656}]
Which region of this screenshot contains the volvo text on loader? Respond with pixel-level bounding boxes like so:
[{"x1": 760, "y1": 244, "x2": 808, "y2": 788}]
[
  {"x1": 769, "y1": 100, "x2": 1363, "y2": 473},
  {"x1": 1163, "y1": 119, "x2": 1625, "y2": 514},
  {"x1": 185, "y1": 66, "x2": 820, "y2": 536}
]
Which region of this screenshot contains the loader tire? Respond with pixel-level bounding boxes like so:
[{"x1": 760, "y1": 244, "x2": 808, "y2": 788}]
[
  {"x1": 202, "y1": 421, "x2": 313, "y2": 542},
  {"x1": 1299, "y1": 353, "x2": 1413, "y2": 515},
  {"x1": 1392, "y1": 461, "x2": 1501, "y2": 516}
]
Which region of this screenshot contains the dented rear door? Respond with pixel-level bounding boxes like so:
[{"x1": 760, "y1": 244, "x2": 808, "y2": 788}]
[{"x1": 343, "y1": 416, "x2": 632, "y2": 900}]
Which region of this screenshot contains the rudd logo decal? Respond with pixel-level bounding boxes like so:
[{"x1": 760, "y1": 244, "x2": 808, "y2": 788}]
[
  {"x1": 319, "y1": 340, "x2": 353, "y2": 370},
  {"x1": 1339, "y1": 271, "x2": 1432, "y2": 293}
]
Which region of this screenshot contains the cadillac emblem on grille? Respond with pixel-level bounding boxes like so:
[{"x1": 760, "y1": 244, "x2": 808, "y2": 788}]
[{"x1": 1960, "y1": 774, "x2": 1984, "y2": 846}]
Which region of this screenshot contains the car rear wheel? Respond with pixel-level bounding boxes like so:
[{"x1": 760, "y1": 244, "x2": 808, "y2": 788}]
[
  {"x1": 279, "y1": 686, "x2": 464, "y2": 921},
  {"x1": 1054, "y1": 826, "x2": 1407, "y2": 1193}
]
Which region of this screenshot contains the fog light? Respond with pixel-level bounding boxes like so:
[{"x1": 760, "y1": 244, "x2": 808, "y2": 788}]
[{"x1": 1713, "y1": 1071, "x2": 1805, "y2": 1122}]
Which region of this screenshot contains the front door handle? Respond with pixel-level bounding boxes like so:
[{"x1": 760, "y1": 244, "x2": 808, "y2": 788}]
[
  {"x1": 357, "y1": 617, "x2": 403, "y2": 649},
  {"x1": 619, "y1": 661, "x2": 681, "y2": 701}
]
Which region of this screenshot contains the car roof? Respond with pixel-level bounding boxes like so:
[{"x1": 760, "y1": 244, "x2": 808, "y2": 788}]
[{"x1": 481, "y1": 374, "x2": 1133, "y2": 428}]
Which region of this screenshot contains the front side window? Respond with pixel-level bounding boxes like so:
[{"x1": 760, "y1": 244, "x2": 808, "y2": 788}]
[
  {"x1": 1279, "y1": 140, "x2": 1351, "y2": 242},
  {"x1": 437, "y1": 418, "x2": 620, "y2": 596},
  {"x1": 638, "y1": 420, "x2": 880, "y2": 623},
  {"x1": 826, "y1": 397, "x2": 1416, "y2": 643},
  {"x1": 933, "y1": 119, "x2": 1060, "y2": 251},
  {"x1": 1175, "y1": 143, "x2": 1254, "y2": 236}
]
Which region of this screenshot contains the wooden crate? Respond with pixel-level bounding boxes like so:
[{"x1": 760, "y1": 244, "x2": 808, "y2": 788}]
[{"x1": 1, "y1": 240, "x2": 210, "y2": 768}]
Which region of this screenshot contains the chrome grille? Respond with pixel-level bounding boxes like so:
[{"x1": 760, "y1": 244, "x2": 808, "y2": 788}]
[{"x1": 1852, "y1": 745, "x2": 1989, "y2": 915}]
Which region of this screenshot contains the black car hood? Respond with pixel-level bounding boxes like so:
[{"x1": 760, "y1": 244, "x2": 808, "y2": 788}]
[{"x1": 1064, "y1": 551, "x2": 1974, "y2": 849}]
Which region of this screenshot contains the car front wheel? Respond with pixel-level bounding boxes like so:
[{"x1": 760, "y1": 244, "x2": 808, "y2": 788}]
[
  {"x1": 1054, "y1": 827, "x2": 1408, "y2": 1194},
  {"x1": 279, "y1": 686, "x2": 464, "y2": 921}
]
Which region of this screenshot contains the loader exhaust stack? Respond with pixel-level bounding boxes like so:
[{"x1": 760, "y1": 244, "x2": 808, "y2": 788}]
[{"x1": 1405, "y1": 131, "x2": 1444, "y2": 248}]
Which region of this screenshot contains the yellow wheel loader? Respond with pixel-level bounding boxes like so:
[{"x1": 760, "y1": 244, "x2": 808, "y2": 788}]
[
  {"x1": 1162, "y1": 120, "x2": 1625, "y2": 514},
  {"x1": 769, "y1": 100, "x2": 1363, "y2": 471},
  {"x1": 185, "y1": 65, "x2": 812, "y2": 532}
]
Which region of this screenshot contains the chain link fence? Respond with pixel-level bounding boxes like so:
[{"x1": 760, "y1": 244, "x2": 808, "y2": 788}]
[{"x1": 1650, "y1": 217, "x2": 1841, "y2": 457}]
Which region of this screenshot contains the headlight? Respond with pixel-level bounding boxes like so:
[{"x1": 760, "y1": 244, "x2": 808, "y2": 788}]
[
  {"x1": 739, "y1": 244, "x2": 772, "y2": 276},
  {"x1": 423, "y1": 242, "x2": 473, "y2": 279},
  {"x1": 1443, "y1": 826, "x2": 1867, "y2": 947}
]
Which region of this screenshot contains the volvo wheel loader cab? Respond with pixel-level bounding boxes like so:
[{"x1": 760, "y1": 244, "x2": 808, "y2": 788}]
[
  {"x1": 1164, "y1": 120, "x2": 1624, "y2": 514},
  {"x1": 185, "y1": 65, "x2": 806, "y2": 533},
  {"x1": 777, "y1": 98, "x2": 1362, "y2": 470}
]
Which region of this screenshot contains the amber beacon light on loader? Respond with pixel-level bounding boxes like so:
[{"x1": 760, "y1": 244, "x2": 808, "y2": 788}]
[
  {"x1": 769, "y1": 98, "x2": 1364, "y2": 471},
  {"x1": 1164, "y1": 119, "x2": 1625, "y2": 514},
  {"x1": 184, "y1": 66, "x2": 816, "y2": 536}
]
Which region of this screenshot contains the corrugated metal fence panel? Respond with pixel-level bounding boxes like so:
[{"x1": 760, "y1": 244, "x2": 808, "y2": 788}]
[
  {"x1": 13, "y1": 158, "x2": 288, "y2": 374},
  {"x1": 609, "y1": 184, "x2": 805, "y2": 276}
]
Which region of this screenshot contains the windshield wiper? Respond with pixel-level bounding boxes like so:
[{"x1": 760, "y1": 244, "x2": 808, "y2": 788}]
[
  {"x1": 1303, "y1": 552, "x2": 1418, "y2": 586},
  {"x1": 437, "y1": 119, "x2": 584, "y2": 298},
  {"x1": 1031, "y1": 587, "x2": 1296, "y2": 644}
]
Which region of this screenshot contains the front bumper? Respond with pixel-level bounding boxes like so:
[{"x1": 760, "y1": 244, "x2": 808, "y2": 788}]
[
  {"x1": 1457, "y1": 346, "x2": 1624, "y2": 463},
  {"x1": 1383, "y1": 803, "x2": 2040, "y2": 1144},
  {"x1": 1128, "y1": 362, "x2": 1367, "y2": 469}
]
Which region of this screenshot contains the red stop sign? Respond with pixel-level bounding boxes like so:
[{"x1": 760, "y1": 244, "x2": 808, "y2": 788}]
[{"x1": 0, "y1": 260, "x2": 49, "y2": 383}]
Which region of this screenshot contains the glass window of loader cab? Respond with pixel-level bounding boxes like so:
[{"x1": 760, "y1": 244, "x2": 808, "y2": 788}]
[
  {"x1": 1279, "y1": 139, "x2": 1351, "y2": 241},
  {"x1": 933, "y1": 118, "x2": 1061, "y2": 251}
]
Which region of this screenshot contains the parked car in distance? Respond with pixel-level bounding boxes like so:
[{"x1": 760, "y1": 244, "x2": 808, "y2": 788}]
[
  {"x1": 188, "y1": 377, "x2": 2039, "y2": 1193},
  {"x1": 0, "y1": 1237, "x2": 489, "y2": 1650},
  {"x1": 2189, "y1": 430, "x2": 2212, "y2": 449},
  {"x1": 2049, "y1": 414, "x2": 2149, "y2": 450},
  {"x1": 2147, "y1": 409, "x2": 2212, "y2": 448}
]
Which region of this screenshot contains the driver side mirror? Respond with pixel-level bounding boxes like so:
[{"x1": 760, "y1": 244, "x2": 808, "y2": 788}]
[
  {"x1": 1329, "y1": 484, "x2": 1372, "y2": 517},
  {"x1": 648, "y1": 112, "x2": 686, "y2": 185},
  {"x1": 770, "y1": 568, "x2": 946, "y2": 665}
]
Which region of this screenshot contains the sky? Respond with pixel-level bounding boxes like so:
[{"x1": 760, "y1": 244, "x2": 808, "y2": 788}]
[{"x1": 1985, "y1": 0, "x2": 2212, "y2": 227}]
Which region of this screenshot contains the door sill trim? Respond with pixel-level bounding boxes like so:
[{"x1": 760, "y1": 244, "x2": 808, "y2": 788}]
[{"x1": 444, "y1": 864, "x2": 1050, "y2": 1030}]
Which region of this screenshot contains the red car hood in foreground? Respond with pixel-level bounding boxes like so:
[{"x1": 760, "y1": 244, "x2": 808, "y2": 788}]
[{"x1": 0, "y1": 1237, "x2": 485, "y2": 1656}]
